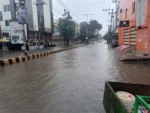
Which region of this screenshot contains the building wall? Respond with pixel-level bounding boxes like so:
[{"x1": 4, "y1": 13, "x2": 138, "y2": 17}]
[
  {"x1": 0, "y1": 0, "x2": 11, "y2": 36},
  {"x1": 26, "y1": 0, "x2": 34, "y2": 30},
  {"x1": 0, "y1": 0, "x2": 39, "y2": 38},
  {"x1": 136, "y1": 0, "x2": 150, "y2": 51},
  {"x1": 43, "y1": 0, "x2": 51, "y2": 32},
  {"x1": 0, "y1": 0, "x2": 52, "y2": 41},
  {"x1": 118, "y1": 0, "x2": 136, "y2": 45},
  {"x1": 36, "y1": 0, "x2": 52, "y2": 33},
  {"x1": 32, "y1": 0, "x2": 39, "y2": 31}
]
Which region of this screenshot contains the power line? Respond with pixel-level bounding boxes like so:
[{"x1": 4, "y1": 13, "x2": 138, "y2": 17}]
[
  {"x1": 53, "y1": 7, "x2": 63, "y2": 15},
  {"x1": 103, "y1": 0, "x2": 106, "y2": 9},
  {"x1": 81, "y1": 14, "x2": 94, "y2": 22},
  {"x1": 104, "y1": 0, "x2": 109, "y2": 9},
  {"x1": 84, "y1": 1, "x2": 103, "y2": 5},
  {"x1": 56, "y1": 0, "x2": 79, "y2": 20},
  {"x1": 53, "y1": 5, "x2": 64, "y2": 11}
]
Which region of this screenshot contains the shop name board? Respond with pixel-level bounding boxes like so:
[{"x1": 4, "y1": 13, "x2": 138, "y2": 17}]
[{"x1": 119, "y1": 21, "x2": 129, "y2": 27}]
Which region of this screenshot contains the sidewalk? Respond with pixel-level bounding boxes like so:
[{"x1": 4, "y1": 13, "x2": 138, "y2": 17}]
[
  {"x1": 0, "y1": 44, "x2": 83, "y2": 60},
  {"x1": 118, "y1": 49, "x2": 150, "y2": 61}
]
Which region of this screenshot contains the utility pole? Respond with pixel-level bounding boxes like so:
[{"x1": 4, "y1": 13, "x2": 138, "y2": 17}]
[
  {"x1": 81, "y1": 14, "x2": 94, "y2": 23},
  {"x1": 34, "y1": 25, "x2": 37, "y2": 49},
  {"x1": 81, "y1": 14, "x2": 94, "y2": 43},
  {"x1": 103, "y1": 9, "x2": 115, "y2": 46},
  {"x1": 35, "y1": 2, "x2": 46, "y2": 49},
  {"x1": 109, "y1": 9, "x2": 114, "y2": 46}
]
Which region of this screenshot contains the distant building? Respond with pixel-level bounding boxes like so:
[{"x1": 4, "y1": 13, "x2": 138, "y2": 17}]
[
  {"x1": 112, "y1": 0, "x2": 136, "y2": 47},
  {"x1": 112, "y1": 0, "x2": 120, "y2": 34},
  {"x1": 0, "y1": 0, "x2": 53, "y2": 40},
  {"x1": 136, "y1": 0, "x2": 150, "y2": 51},
  {"x1": 53, "y1": 19, "x2": 60, "y2": 40}
]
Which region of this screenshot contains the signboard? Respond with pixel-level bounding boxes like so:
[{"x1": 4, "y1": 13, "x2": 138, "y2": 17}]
[
  {"x1": 119, "y1": 21, "x2": 129, "y2": 27},
  {"x1": 18, "y1": 8, "x2": 26, "y2": 24},
  {"x1": 16, "y1": 0, "x2": 26, "y2": 24}
]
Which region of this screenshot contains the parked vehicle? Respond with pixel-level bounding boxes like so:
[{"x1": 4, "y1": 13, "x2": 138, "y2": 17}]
[{"x1": 112, "y1": 39, "x2": 118, "y2": 48}]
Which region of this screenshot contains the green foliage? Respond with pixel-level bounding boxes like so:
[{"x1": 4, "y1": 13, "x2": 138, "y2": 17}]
[
  {"x1": 79, "y1": 22, "x2": 88, "y2": 41},
  {"x1": 58, "y1": 10, "x2": 76, "y2": 45},
  {"x1": 79, "y1": 20, "x2": 102, "y2": 41},
  {"x1": 103, "y1": 32, "x2": 109, "y2": 40}
]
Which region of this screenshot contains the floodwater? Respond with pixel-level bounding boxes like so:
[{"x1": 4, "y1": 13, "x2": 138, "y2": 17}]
[{"x1": 0, "y1": 43, "x2": 150, "y2": 113}]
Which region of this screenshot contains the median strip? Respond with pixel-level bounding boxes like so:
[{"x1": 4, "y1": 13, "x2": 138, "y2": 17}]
[{"x1": 0, "y1": 45, "x2": 84, "y2": 67}]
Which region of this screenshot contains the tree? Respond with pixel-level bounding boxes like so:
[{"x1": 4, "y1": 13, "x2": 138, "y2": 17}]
[
  {"x1": 79, "y1": 20, "x2": 102, "y2": 42},
  {"x1": 58, "y1": 10, "x2": 76, "y2": 45},
  {"x1": 79, "y1": 22, "x2": 88, "y2": 42},
  {"x1": 88, "y1": 20, "x2": 102, "y2": 39},
  {"x1": 103, "y1": 32, "x2": 109, "y2": 41}
]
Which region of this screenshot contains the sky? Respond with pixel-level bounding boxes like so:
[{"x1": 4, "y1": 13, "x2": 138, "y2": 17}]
[{"x1": 53, "y1": 0, "x2": 115, "y2": 35}]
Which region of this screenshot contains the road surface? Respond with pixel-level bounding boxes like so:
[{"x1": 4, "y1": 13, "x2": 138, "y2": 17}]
[{"x1": 0, "y1": 43, "x2": 150, "y2": 113}]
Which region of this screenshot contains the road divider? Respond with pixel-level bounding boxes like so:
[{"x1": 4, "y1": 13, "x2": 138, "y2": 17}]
[{"x1": 0, "y1": 44, "x2": 85, "y2": 67}]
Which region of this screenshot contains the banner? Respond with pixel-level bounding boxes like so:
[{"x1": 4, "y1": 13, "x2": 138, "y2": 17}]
[{"x1": 16, "y1": 0, "x2": 26, "y2": 24}]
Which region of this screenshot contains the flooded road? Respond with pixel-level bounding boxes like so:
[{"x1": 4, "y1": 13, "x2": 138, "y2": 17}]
[{"x1": 0, "y1": 43, "x2": 150, "y2": 113}]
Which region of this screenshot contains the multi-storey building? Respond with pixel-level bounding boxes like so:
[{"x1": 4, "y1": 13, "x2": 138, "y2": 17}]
[
  {"x1": 113, "y1": 0, "x2": 150, "y2": 51},
  {"x1": 113, "y1": 0, "x2": 136, "y2": 47},
  {"x1": 136, "y1": 0, "x2": 150, "y2": 51},
  {"x1": 0, "y1": 0, "x2": 53, "y2": 40}
]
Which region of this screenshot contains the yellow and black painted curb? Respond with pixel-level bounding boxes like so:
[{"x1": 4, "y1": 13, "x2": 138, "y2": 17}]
[{"x1": 0, "y1": 45, "x2": 84, "y2": 67}]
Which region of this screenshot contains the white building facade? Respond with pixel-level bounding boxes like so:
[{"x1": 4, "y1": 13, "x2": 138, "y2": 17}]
[
  {"x1": 112, "y1": 0, "x2": 120, "y2": 33},
  {"x1": 0, "y1": 0, "x2": 53, "y2": 39}
]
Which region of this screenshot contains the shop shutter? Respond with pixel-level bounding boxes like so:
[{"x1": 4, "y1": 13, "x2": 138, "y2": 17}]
[
  {"x1": 130, "y1": 27, "x2": 136, "y2": 45},
  {"x1": 124, "y1": 28, "x2": 129, "y2": 44}
]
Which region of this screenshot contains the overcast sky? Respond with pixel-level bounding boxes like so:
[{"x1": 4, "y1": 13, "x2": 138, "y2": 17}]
[{"x1": 53, "y1": 0, "x2": 115, "y2": 35}]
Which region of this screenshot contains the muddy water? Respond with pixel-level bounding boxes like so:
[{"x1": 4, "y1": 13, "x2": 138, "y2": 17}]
[{"x1": 0, "y1": 43, "x2": 150, "y2": 113}]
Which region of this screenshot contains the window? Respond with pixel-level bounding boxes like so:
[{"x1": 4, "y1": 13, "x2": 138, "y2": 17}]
[
  {"x1": 5, "y1": 20, "x2": 9, "y2": 26},
  {"x1": 8, "y1": 5, "x2": 11, "y2": 11},
  {"x1": 125, "y1": 9, "x2": 128, "y2": 19},
  {"x1": 3, "y1": 5, "x2": 11, "y2": 12},
  {"x1": 3, "y1": 5, "x2": 7, "y2": 12},
  {"x1": 136, "y1": 0, "x2": 146, "y2": 26},
  {"x1": 0, "y1": 11, "x2": 3, "y2": 21},
  {"x1": 132, "y1": 2, "x2": 135, "y2": 13},
  {"x1": 120, "y1": 9, "x2": 122, "y2": 13}
]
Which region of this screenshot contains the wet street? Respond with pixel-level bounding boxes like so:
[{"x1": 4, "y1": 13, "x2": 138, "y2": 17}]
[{"x1": 0, "y1": 43, "x2": 150, "y2": 113}]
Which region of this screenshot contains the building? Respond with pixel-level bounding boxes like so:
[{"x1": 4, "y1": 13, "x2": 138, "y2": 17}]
[
  {"x1": 113, "y1": 0, "x2": 150, "y2": 52},
  {"x1": 113, "y1": 0, "x2": 136, "y2": 47},
  {"x1": 0, "y1": 11, "x2": 2, "y2": 38},
  {"x1": 112, "y1": 0, "x2": 120, "y2": 34},
  {"x1": 0, "y1": 0, "x2": 53, "y2": 41},
  {"x1": 53, "y1": 19, "x2": 60, "y2": 40},
  {"x1": 136, "y1": 0, "x2": 150, "y2": 51},
  {"x1": 36, "y1": 0, "x2": 53, "y2": 41}
]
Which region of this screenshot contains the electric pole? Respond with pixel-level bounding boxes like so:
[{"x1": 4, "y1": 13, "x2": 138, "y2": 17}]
[
  {"x1": 81, "y1": 14, "x2": 94, "y2": 23},
  {"x1": 103, "y1": 9, "x2": 115, "y2": 46},
  {"x1": 81, "y1": 14, "x2": 94, "y2": 43}
]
